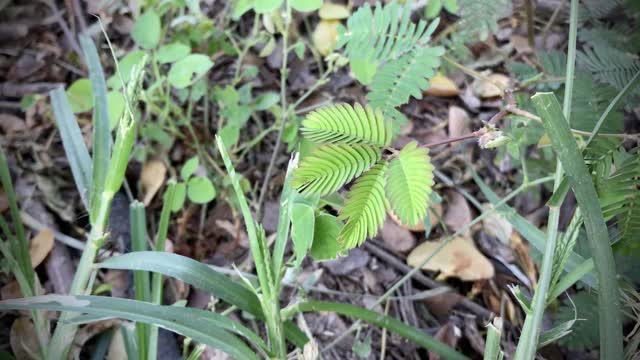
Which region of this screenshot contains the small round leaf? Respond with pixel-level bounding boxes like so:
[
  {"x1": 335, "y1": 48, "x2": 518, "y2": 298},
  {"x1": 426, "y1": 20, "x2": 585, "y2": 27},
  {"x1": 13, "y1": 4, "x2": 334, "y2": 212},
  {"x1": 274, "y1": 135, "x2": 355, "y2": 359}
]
[
  {"x1": 168, "y1": 54, "x2": 214, "y2": 89},
  {"x1": 187, "y1": 176, "x2": 216, "y2": 204}
]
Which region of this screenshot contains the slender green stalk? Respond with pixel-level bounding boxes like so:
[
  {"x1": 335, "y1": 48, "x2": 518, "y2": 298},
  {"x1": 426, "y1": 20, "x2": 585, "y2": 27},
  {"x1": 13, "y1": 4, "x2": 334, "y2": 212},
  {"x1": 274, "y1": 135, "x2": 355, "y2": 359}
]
[
  {"x1": 483, "y1": 318, "x2": 503, "y2": 360},
  {"x1": 271, "y1": 157, "x2": 296, "y2": 292},
  {"x1": 130, "y1": 202, "x2": 150, "y2": 360},
  {"x1": 533, "y1": 92, "x2": 623, "y2": 359},
  {"x1": 148, "y1": 183, "x2": 176, "y2": 360},
  {"x1": 216, "y1": 136, "x2": 286, "y2": 359},
  {"x1": 514, "y1": 1, "x2": 578, "y2": 358}
]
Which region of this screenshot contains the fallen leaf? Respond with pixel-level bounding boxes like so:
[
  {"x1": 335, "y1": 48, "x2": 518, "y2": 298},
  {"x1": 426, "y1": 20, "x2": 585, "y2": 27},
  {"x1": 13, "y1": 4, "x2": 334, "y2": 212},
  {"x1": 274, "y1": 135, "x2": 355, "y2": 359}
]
[
  {"x1": 319, "y1": 2, "x2": 350, "y2": 20},
  {"x1": 313, "y1": 20, "x2": 340, "y2": 56},
  {"x1": 11, "y1": 317, "x2": 40, "y2": 360},
  {"x1": 388, "y1": 203, "x2": 441, "y2": 232},
  {"x1": 407, "y1": 237, "x2": 495, "y2": 281},
  {"x1": 0, "y1": 113, "x2": 27, "y2": 134},
  {"x1": 510, "y1": 232, "x2": 537, "y2": 286},
  {"x1": 448, "y1": 106, "x2": 470, "y2": 139},
  {"x1": 510, "y1": 35, "x2": 532, "y2": 54},
  {"x1": 380, "y1": 218, "x2": 416, "y2": 252},
  {"x1": 29, "y1": 228, "x2": 54, "y2": 268},
  {"x1": 482, "y1": 203, "x2": 513, "y2": 244},
  {"x1": 425, "y1": 72, "x2": 461, "y2": 97},
  {"x1": 1, "y1": 281, "x2": 22, "y2": 300},
  {"x1": 323, "y1": 248, "x2": 369, "y2": 276},
  {"x1": 473, "y1": 73, "x2": 510, "y2": 98},
  {"x1": 141, "y1": 159, "x2": 167, "y2": 205},
  {"x1": 429, "y1": 323, "x2": 460, "y2": 360},
  {"x1": 444, "y1": 191, "x2": 472, "y2": 236}
]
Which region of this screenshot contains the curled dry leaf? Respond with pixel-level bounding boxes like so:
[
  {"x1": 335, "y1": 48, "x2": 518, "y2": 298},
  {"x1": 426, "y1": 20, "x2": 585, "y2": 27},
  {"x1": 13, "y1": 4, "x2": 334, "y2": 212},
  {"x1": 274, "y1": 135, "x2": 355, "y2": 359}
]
[
  {"x1": 141, "y1": 159, "x2": 167, "y2": 206},
  {"x1": 313, "y1": 20, "x2": 340, "y2": 56},
  {"x1": 473, "y1": 73, "x2": 510, "y2": 98},
  {"x1": 448, "y1": 106, "x2": 470, "y2": 139},
  {"x1": 29, "y1": 228, "x2": 54, "y2": 268},
  {"x1": 424, "y1": 72, "x2": 461, "y2": 97},
  {"x1": 481, "y1": 203, "x2": 513, "y2": 244},
  {"x1": 10, "y1": 317, "x2": 40, "y2": 360},
  {"x1": 388, "y1": 202, "x2": 442, "y2": 232},
  {"x1": 407, "y1": 236, "x2": 495, "y2": 281}
]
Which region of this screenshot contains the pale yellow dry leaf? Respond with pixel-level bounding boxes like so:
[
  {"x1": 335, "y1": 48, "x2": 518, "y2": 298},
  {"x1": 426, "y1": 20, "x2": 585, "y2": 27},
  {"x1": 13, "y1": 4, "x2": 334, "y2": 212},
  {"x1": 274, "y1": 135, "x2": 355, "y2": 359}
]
[
  {"x1": 141, "y1": 159, "x2": 167, "y2": 205},
  {"x1": 29, "y1": 228, "x2": 54, "y2": 268},
  {"x1": 319, "y1": 2, "x2": 350, "y2": 20},
  {"x1": 425, "y1": 72, "x2": 461, "y2": 97},
  {"x1": 407, "y1": 237, "x2": 495, "y2": 281},
  {"x1": 473, "y1": 73, "x2": 510, "y2": 98},
  {"x1": 313, "y1": 20, "x2": 340, "y2": 56},
  {"x1": 448, "y1": 106, "x2": 470, "y2": 139}
]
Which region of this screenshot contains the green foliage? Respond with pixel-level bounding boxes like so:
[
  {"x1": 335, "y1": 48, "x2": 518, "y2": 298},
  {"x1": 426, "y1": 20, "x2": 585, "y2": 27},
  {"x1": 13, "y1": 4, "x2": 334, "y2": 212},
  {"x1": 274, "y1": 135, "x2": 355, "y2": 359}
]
[
  {"x1": 337, "y1": 2, "x2": 443, "y2": 126},
  {"x1": 425, "y1": 0, "x2": 458, "y2": 19},
  {"x1": 301, "y1": 103, "x2": 392, "y2": 146},
  {"x1": 66, "y1": 78, "x2": 93, "y2": 113},
  {"x1": 187, "y1": 177, "x2": 217, "y2": 204},
  {"x1": 555, "y1": 292, "x2": 599, "y2": 350},
  {"x1": 309, "y1": 213, "x2": 343, "y2": 260},
  {"x1": 293, "y1": 144, "x2": 381, "y2": 196},
  {"x1": 577, "y1": 46, "x2": 640, "y2": 92},
  {"x1": 156, "y1": 42, "x2": 191, "y2": 64},
  {"x1": 168, "y1": 54, "x2": 214, "y2": 89},
  {"x1": 570, "y1": 72, "x2": 624, "y2": 133},
  {"x1": 290, "y1": 0, "x2": 322, "y2": 12},
  {"x1": 132, "y1": 10, "x2": 161, "y2": 49},
  {"x1": 338, "y1": 162, "x2": 389, "y2": 249},
  {"x1": 456, "y1": 0, "x2": 512, "y2": 41},
  {"x1": 385, "y1": 142, "x2": 434, "y2": 227}
]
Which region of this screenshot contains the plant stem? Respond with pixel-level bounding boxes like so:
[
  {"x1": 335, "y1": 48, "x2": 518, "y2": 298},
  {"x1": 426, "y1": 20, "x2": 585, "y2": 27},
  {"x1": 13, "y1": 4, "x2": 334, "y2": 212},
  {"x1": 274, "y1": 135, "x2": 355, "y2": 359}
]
[
  {"x1": 514, "y1": 1, "x2": 578, "y2": 357},
  {"x1": 420, "y1": 128, "x2": 486, "y2": 148}
]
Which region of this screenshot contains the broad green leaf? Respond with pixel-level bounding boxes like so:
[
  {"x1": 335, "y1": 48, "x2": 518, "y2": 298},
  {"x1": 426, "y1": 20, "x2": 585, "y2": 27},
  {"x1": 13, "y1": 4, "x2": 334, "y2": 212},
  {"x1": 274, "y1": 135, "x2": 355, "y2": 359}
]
[
  {"x1": 293, "y1": 40, "x2": 305, "y2": 59},
  {"x1": 187, "y1": 176, "x2": 216, "y2": 203},
  {"x1": 66, "y1": 78, "x2": 93, "y2": 113},
  {"x1": 181, "y1": 156, "x2": 199, "y2": 180},
  {"x1": 254, "y1": 0, "x2": 283, "y2": 13},
  {"x1": 425, "y1": 0, "x2": 442, "y2": 18},
  {"x1": 442, "y1": 0, "x2": 459, "y2": 13},
  {"x1": 0, "y1": 295, "x2": 261, "y2": 360},
  {"x1": 232, "y1": 0, "x2": 254, "y2": 19},
  {"x1": 171, "y1": 182, "x2": 187, "y2": 212},
  {"x1": 310, "y1": 213, "x2": 342, "y2": 260},
  {"x1": 219, "y1": 125, "x2": 240, "y2": 147},
  {"x1": 106, "y1": 91, "x2": 125, "y2": 129},
  {"x1": 291, "y1": 0, "x2": 322, "y2": 12},
  {"x1": 385, "y1": 141, "x2": 434, "y2": 227},
  {"x1": 168, "y1": 54, "x2": 214, "y2": 89},
  {"x1": 132, "y1": 10, "x2": 161, "y2": 49},
  {"x1": 253, "y1": 92, "x2": 280, "y2": 111},
  {"x1": 156, "y1": 43, "x2": 191, "y2": 64},
  {"x1": 97, "y1": 251, "x2": 309, "y2": 347},
  {"x1": 107, "y1": 50, "x2": 146, "y2": 89},
  {"x1": 290, "y1": 202, "x2": 315, "y2": 267}
]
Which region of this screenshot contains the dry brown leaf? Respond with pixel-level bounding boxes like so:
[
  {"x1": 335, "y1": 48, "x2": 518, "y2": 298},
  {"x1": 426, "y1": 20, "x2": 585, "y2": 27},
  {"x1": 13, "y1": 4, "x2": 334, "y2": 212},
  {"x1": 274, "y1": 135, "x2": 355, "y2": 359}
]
[
  {"x1": 29, "y1": 228, "x2": 54, "y2": 268},
  {"x1": 481, "y1": 203, "x2": 513, "y2": 244},
  {"x1": 407, "y1": 237, "x2": 495, "y2": 281},
  {"x1": 141, "y1": 159, "x2": 166, "y2": 206},
  {"x1": 429, "y1": 323, "x2": 460, "y2": 360},
  {"x1": 1, "y1": 281, "x2": 22, "y2": 300},
  {"x1": 448, "y1": 106, "x2": 470, "y2": 139},
  {"x1": 473, "y1": 73, "x2": 510, "y2": 98},
  {"x1": 510, "y1": 232, "x2": 537, "y2": 286},
  {"x1": 425, "y1": 72, "x2": 461, "y2": 97},
  {"x1": 380, "y1": 218, "x2": 416, "y2": 252},
  {"x1": 0, "y1": 113, "x2": 27, "y2": 134},
  {"x1": 11, "y1": 317, "x2": 40, "y2": 360},
  {"x1": 444, "y1": 191, "x2": 472, "y2": 236},
  {"x1": 388, "y1": 202, "x2": 442, "y2": 232},
  {"x1": 319, "y1": 2, "x2": 350, "y2": 20},
  {"x1": 313, "y1": 20, "x2": 340, "y2": 56}
]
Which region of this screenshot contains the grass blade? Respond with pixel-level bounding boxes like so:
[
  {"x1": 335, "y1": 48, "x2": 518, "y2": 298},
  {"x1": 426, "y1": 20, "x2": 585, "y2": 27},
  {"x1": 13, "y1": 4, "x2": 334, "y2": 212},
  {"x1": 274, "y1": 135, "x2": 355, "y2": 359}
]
[
  {"x1": 484, "y1": 318, "x2": 503, "y2": 360},
  {"x1": 79, "y1": 33, "x2": 111, "y2": 221},
  {"x1": 0, "y1": 295, "x2": 260, "y2": 360},
  {"x1": 130, "y1": 201, "x2": 150, "y2": 360},
  {"x1": 533, "y1": 92, "x2": 623, "y2": 359},
  {"x1": 97, "y1": 251, "x2": 309, "y2": 347},
  {"x1": 285, "y1": 300, "x2": 468, "y2": 360},
  {"x1": 49, "y1": 87, "x2": 92, "y2": 208}
]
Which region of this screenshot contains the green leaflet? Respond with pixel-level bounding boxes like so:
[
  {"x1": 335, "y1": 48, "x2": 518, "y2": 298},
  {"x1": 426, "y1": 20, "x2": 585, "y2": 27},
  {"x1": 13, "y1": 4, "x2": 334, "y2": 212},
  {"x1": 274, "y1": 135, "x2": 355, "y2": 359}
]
[
  {"x1": 301, "y1": 103, "x2": 392, "y2": 147},
  {"x1": 385, "y1": 141, "x2": 434, "y2": 227},
  {"x1": 338, "y1": 162, "x2": 389, "y2": 249},
  {"x1": 292, "y1": 144, "x2": 381, "y2": 196}
]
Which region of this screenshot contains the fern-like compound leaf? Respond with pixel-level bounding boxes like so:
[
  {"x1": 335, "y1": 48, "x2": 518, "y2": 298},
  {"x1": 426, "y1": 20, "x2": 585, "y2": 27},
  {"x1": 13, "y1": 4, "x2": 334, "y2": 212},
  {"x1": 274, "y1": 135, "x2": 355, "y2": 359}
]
[
  {"x1": 338, "y1": 162, "x2": 388, "y2": 250},
  {"x1": 385, "y1": 141, "x2": 434, "y2": 227},
  {"x1": 337, "y1": 2, "x2": 440, "y2": 84},
  {"x1": 292, "y1": 144, "x2": 381, "y2": 196},
  {"x1": 301, "y1": 103, "x2": 392, "y2": 147},
  {"x1": 578, "y1": 46, "x2": 640, "y2": 92},
  {"x1": 367, "y1": 46, "x2": 444, "y2": 125}
]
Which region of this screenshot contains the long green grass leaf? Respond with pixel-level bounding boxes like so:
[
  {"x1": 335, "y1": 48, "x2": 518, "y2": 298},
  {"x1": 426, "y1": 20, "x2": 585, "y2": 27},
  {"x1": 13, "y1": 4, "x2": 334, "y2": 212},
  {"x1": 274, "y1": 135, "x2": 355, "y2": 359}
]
[
  {"x1": 533, "y1": 92, "x2": 623, "y2": 359},
  {"x1": 130, "y1": 201, "x2": 150, "y2": 360},
  {"x1": 97, "y1": 251, "x2": 308, "y2": 347},
  {"x1": 49, "y1": 87, "x2": 92, "y2": 208},
  {"x1": 0, "y1": 295, "x2": 260, "y2": 360},
  {"x1": 79, "y1": 33, "x2": 111, "y2": 221}
]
